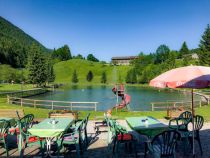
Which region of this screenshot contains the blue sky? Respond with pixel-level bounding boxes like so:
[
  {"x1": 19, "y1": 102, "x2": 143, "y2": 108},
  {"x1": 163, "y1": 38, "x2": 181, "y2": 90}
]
[{"x1": 0, "y1": 0, "x2": 210, "y2": 62}]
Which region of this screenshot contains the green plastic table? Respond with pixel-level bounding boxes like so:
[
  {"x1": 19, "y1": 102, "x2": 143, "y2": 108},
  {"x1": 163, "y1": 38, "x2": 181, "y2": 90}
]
[
  {"x1": 28, "y1": 118, "x2": 73, "y2": 157},
  {"x1": 126, "y1": 116, "x2": 169, "y2": 138},
  {"x1": 28, "y1": 118, "x2": 73, "y2": 137}
]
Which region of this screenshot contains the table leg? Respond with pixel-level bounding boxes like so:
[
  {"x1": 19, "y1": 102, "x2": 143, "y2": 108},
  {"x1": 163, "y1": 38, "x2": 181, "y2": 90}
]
[
  {"x1": 46, "y1": 137, "x2": 56, "y2": 157},
  {"x1": 45, "y1": 137, "x2": 61, "y2": 158},
  {"x1": 18, "y1": 133, "x2": 22, "y2": 152}
]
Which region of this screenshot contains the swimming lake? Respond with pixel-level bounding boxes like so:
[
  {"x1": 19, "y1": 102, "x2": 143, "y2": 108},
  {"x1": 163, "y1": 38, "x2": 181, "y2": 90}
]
[{"x1": 28, "y1": 85, "x2": 200, "y2": 111}]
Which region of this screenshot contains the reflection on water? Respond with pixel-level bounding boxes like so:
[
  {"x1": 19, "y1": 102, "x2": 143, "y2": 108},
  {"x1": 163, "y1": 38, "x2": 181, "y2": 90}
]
[{"x1": 29, "y1": 85, "x2": 199, "y2": 111}]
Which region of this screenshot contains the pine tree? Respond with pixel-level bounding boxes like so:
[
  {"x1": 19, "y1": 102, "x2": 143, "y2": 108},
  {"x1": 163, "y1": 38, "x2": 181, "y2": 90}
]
[
  {"x1": 183, "y1": 56, "x2": 189, "y2": 66},
  {"x1": 72, "y1": 69, "x2": 78, "y2": 83},
  {"x1": 86, "y1": 71, "x2": 93, "y2": 82},
  {"x1": 198, "y1": 24, "x2": 210, "y2": 66},
  {"x1": 27, "y1": 43, "x2": 47, "y2": 87},
  {"x1": 179, "y1": 41, "x2": 189, "y2": 58},
  {"x1": 101, "y1": 71, "x2": 107, "y2": 83},
  {"x1": 52, "y1": 45, "x2": 72, "y2": 61},
  {"x1": 46, "y1": 58, "x2": 55, "y2": 84}
]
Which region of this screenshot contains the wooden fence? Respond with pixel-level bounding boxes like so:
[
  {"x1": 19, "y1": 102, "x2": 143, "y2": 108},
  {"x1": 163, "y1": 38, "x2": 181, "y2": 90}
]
[
  {"x1": 151, "y1": 100, "x2": 205, "y2": 111},
  {"x1": 7, "y1": 96, "x2": 99, "y2": 111}
]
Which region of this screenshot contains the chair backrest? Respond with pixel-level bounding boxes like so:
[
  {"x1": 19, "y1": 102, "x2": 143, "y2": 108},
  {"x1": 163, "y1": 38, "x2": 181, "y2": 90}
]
[
  {"x1": 19, "y1": 114, "x2": 34, "y2": 129},
  {"x1": 178, "y1": 111, "x2": 192, "y2": 126},
  {"x1": 106, "y1": 119, "x2": 117, "y2": 145},
  {"x1": 73, "y1": 120, "x2": 83, "y2": 135},
  {"x1": 194, "y1": 115, "x2": 204, "y2": 131},
  {"x1": 179, "y1": 111, "x2": 192, "y2": 120},
  {"x1": 84, "y1": 113, "x2": 90, "y2": 127},
  {"x1": 152, "y1": 130, "x2": 180, "y2": 157},
  {"x1": 0, "y1": 119, "x2": 10, "y2": 139}
]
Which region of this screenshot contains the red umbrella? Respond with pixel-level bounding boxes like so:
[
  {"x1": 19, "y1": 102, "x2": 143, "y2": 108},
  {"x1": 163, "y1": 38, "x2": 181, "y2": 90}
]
[{"x1": 149, "y1": 65, "x2": 210, "y2": 157}]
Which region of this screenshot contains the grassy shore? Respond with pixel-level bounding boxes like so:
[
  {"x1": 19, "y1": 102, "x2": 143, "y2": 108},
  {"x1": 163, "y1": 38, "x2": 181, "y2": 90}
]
[
  {"x1": 1, "y1": 97, "x2": 210, "y2": 121},
  {"x1": 0, "y1": 84, "x2": 33, "y2": 92}
]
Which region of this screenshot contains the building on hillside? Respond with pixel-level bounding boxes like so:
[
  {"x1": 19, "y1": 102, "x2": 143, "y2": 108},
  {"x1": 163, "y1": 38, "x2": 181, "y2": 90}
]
[
  {"x1": 183, "y1": 53, "x2": 199, "y2": 59},
  {"x1": 191, "y1": 53, "x2": 199, "y2": 59},
  {"x1": 111, "y1": 56, "x2": 138, "y2": 65}
]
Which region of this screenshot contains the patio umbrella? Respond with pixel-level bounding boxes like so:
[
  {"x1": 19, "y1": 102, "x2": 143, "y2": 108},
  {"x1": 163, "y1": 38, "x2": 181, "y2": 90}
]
[{"x1": 149, "y1": 65, "x2": 210, "y2": 157}]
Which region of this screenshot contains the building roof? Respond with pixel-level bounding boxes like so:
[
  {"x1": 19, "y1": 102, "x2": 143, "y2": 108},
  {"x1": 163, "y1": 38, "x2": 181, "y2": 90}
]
[{"x1": 111, "y1": 56, "x2": 138, "y2": 60}]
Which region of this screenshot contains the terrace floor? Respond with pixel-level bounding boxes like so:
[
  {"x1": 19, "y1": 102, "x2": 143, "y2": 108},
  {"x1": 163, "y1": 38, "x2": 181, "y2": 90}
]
[{"x1": 1, "y1": 120, "x2": 210, "y2": 158}]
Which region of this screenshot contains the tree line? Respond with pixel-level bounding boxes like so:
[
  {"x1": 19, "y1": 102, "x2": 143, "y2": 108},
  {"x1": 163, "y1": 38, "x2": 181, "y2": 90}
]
[
  {"x1": 0, "y1": 16, "x2": 49, "y2": 68},
  {"x1": 51, "y1": 45, "x2": 99, "y2": 63},
  {"x1": 126, "y1": 24, "x2": 210, "y2": 84}
]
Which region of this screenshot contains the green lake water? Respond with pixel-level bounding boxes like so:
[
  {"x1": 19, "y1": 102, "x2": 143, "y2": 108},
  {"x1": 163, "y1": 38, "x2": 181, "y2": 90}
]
[{"x1": 28, "y1": 85, "x2": 199, "y2": 111}]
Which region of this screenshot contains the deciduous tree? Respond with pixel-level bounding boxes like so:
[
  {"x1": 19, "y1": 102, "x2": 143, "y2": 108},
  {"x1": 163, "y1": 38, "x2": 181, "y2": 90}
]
[
  {"x1": 87, "y1": 54, "x2": 99, "y2": 62},
  {"x1": 52, "y1": 45, "x2": 72, "y2": 61},
  {"x1": 154, "y1": 45, "x2": 170, "y2": 64}
]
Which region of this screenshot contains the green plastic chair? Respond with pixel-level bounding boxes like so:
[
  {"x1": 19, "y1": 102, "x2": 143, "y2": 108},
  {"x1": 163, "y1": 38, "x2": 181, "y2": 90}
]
[
  {"x1": 19, "y1": 114, "x2": 34, "y2": 129},
  {"x1": 188, "y1": 115, "x2": 204, "y2": 155},
  {"x1": 108, "y1": 119, "x2": 137, "y2": 158},
  {"x1": 145, "y1": 130, "x2": 180, "y2": 158},
  {"x1": 69, "y1": 113, "x2": 90, "y2": 150},
  {"x1": 9, "y1": 114, "x2": 35, "y2": 135},
  {"x1": 0, "y1": 119, "x2": 10, "y2": 157},
  {"x1": 17, "y1": 120, "x2": 45, "y2": 157},
  {"x1": 58, "y1": 120, "x2": 84, "y2": 158},
  {"x1": 169, "y1": 111, "x2": 192, "y2": 131},
  {"x1": 94, "y1": 113, "x2": 109, "y2": 134},
  {"x1": 84, "y1": 113, "x2": 90, "y2": 147}
]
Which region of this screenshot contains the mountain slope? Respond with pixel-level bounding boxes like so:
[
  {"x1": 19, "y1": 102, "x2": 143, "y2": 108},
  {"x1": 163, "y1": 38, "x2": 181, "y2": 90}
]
[
  {"x1": 54, "y1": 59, "x2": 131, "y2": 84},
  {"x1": 0, "y1": 16, "x2": 49, "y2": 67}
]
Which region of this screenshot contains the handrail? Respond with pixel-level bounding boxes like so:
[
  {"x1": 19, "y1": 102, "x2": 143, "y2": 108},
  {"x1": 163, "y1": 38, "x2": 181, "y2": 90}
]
[
  {"x1": 7, "y1": 96, "x2": 99, "y2": 111},
  {"x1": 151, "y1": 99, "x2": 204, "y2": 111}
]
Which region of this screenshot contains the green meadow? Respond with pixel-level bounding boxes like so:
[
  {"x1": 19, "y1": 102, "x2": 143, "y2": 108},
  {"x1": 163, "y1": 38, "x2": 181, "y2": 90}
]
[
  {"x1": 54, "y1": 59, "x2": 131, "y2": 84},
  {"x1": 0, "y1": 84, "x2": 33, "y2": 91}
]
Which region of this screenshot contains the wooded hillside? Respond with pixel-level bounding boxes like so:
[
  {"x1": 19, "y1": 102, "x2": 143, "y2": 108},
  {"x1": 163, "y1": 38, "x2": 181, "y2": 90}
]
[{"x1": 0, "y1": 16, "x2": 49, "y2": 68}]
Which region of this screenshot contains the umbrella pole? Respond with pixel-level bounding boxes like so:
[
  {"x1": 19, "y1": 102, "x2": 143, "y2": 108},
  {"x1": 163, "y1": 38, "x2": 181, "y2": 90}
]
[{"x1": 192, "y1": 89, "x2": 195, "y2": 157}]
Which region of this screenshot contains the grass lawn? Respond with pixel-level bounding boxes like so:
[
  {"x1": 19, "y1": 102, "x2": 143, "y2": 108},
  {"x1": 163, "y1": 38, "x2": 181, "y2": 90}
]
[
  {"x1": 0, "y1": 84, "x2": 33, "y2": 92},
  {"x1": 54, "y1": 59, "x2": 131, "y2": 84},
  {"x1": 1, "y1": 98, "x2": 210, "y2": 121}
]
